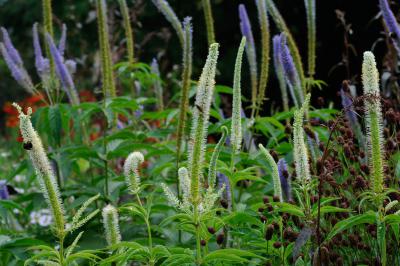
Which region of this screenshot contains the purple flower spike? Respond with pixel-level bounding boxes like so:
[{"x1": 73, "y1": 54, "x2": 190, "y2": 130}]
[
  {"x1": 1, "y1": 27, "x2": 23, "y2": 66},
  {"x1": 278, "y1": 158, "x2": 292, "y2": 201},
  {"x1": 58, "y1": 24, "x2": 67, "y2": 57},
  {"x1": 46, "y1": 33, "x2": 79, "y2": 105},
  {"x1": 0, "y1": 43, "x2": 34, "y2": 93},
  {"x1": 273, "y1": 35, "x2": 282, "y2": 71},
  {"x1": 279, "y1": 33, "x2": 304, "y2": 107},
  {"x1": 239, "y1": 5, "x2": 255, "y2": 50},
  {"x1": 0, "y1": 180, "x2": 9, "y2": 200},
  {"x1": 217, "y1": 173, "x2": 231, "y2": 208},
  {"x1": 239, "y1": 4, "x2": 258, "y2": 95},
  {"x1": 340, "y1": 89, "x2": 357, "y2": 125},
  {"x1": 379, "y1": 0, "x2": 400, "y2": 51},
  {"x1": 33, "y1": 23, "x2": 50, "y2": 78}
]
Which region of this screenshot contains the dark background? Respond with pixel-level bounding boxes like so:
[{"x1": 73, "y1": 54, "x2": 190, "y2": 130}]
[{"x1": 0, "y1": 0, "x2": 390, "y2": 121}]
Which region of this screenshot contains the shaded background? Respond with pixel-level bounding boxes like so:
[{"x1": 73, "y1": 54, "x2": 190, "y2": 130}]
[{"x1": 0, "y1": 0, "x2": 389, "y2": 126}]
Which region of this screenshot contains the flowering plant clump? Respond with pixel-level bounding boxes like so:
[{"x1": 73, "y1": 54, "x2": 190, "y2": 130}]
[{"x1": 1, "y1": 1, "x2": 400, "y2": 265}]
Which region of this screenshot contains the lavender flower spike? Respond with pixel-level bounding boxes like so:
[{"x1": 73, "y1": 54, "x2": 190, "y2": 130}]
[
  {"x1": 239, "y1": 4, "x2": 258, "y2": 108},
  {"x1": 1, "y1": 27, "x2": 23, "y2": 66},
  {"x1": 32, "y1": 23, "x2": 50, "y2": 78},
  {"x1": 279, "y1": 33, "x2": 304, "y2": 107},
  {"x1": 273, "y1": 34, "x2": 289, "y2": 111},
  {"x1": 46, "y1": 33, "x2": 80, "y2": 105},
  {"x1": 0, "y1": 180, "x2": 9, "y2": 200},
  {"x1": 379, "y1": 0, "x2": 400, "y2": 52},
  {"x1": 58, "y1": 24, "x2": 67, "y2": 57},
  {"x1": 0, "y1": 43, "x2": 34, "y2": 93},
  {"x1": 277, "y1": 158, "x2": 292, "y2": 201}
]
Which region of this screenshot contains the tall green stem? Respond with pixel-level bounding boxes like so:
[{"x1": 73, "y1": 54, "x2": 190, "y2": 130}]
[
  {"x1": 201, "y1": 0, "x2": 216, "y2": 45},
  {"x1": 255, "y1": 0, "x2": 270, "y2": 117},
  {"x1": 119, "y1": 0, "x2": 135, "y2": 64},
  {"x1": 96, "y1": 0, "x2": 116, "y2": 99},
  {"x1": 304, "y1": 0, "x2": 316, "y2": 77}
]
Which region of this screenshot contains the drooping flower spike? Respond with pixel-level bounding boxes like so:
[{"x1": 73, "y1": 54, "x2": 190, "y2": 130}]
[
  {"x1": 102, "y1": 204, "x2": 121, "y2": 246},
  {"x1": 151, "y1": 0, "x2": 184, "y2": 47},
  {"x1": 259, "y1": 144, "x2": 283, "y2": 202},
  {"x1": 123, "y1": 151, "x2": 144, "y2": 194}
]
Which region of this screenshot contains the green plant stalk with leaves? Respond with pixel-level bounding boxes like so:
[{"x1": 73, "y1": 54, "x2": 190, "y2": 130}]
[
  {"x1": 176, "y1": 17, "x2": 193, "y2": 167},
  {"x1": 304, "y1": 0, "x2": 316, "y2": 77},
  {"x1": 255, "y1": 0, "x2": 270, "y2": 118},
  {"x1": 266, "y1": 0, "x2": 306, "y2": 93},
  {"x1": 201, "y1": 0, "x2": 216, "y2": 45},
  {"x1": 14, "y1": 103, "x2": 100, "y2": 265},
  {"x1": 119, "y1": 0, "x2": 135, "y2": 65}
]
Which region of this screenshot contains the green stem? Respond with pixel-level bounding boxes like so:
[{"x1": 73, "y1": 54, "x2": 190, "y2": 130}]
[
  {"x1": 59, "y1": 236, "x2": 64, "y2": 265},
  {"x1": 229, "y1": 153, "x2": 236, "y2": 211},
  {"x1": 119, "y1": 0, "x2": 135, "y2": 64},
  {"x1": 136, "y1": 194, "x2": 153, "y2": 250},
  {"x1": 305, "y1": 0, "x2": 316, "y2": 78},
  {"x1": 201, "y1": 0, "x2": 216, "y2": 45},
  {"x1": 194, "y1": 205, "x2": 202, "y2": 265},
  {"x1": 255, "y1": 0, "x2": 270, "y2": 118},
  {"x1": 42, "y1": 0, "x2": 54, "y2": 71}
]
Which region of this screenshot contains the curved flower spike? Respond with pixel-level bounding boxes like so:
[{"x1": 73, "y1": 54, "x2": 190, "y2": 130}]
[
  {"x1": 123, "y1": 151, "x2": 144, "y2": 194},
  {"x1": 102, "y1": 204, "x2": 121, "y2": 246}
]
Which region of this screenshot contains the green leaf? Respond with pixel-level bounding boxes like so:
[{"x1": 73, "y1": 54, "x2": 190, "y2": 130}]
[
  {"x1": 48, "y1": 104, "x2": 62, "y2": 146},
  {"x1": 273, "y1": 202, "x2": 305, "y2": 217},
  {"x1": 204, "y1": 249, "x2": 263, "y2": 263},
  {"x1": 325, "y1": 212, "x2": 376, "y2": 241},
  {"x1": 311, "y1": 206, "x2": 349, "y2": 217},
  {"x1": 384, "y1": 214, "x2": 400, "y2": 225}
]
